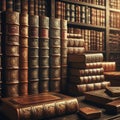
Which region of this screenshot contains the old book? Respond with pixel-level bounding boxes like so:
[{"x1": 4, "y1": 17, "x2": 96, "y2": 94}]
[
  {"x1": 68, "y1": 53, "x2": 103, "y2": 63},
  {"x1": 6, "y1": 0, "x2": 13, "y2": 11},
  {"x1": 13, "y1": 0, "x2": 21, "y2": 12},
  {"x1": 28, "y1": 0, "x2": 34, "y2": 15},
  {"x1": 105, "y1": 99, "x2": 120, "y2": 114},
  {"x1": 78, "y1": 107, "x2": 102, "y2": 120},
  {"x1": 105, "y1": 86, "x2": 120, "y2": 97},
  {"x1": 85, "y1": 89, "x2": 120, "y2": 105},
  {"x1": 0, "y1": 92, "x2": 79, "y2": 120},
  {"x1": 68, "y1": 68, "x2": 104, "y2": 76},
  {"x1": 67, "y1": 47, "x2": 85, "y2": 54}
]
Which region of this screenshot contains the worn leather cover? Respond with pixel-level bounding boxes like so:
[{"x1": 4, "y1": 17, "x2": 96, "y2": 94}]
[
  {"x1": 78, "y1": 107, "x2": 102, "y2": 120},
  {"x1": 0, "y1": 92, "x2": 79, "y2": 120}
]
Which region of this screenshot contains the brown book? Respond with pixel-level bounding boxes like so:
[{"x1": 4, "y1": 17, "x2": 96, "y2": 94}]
[
  {"x1": 105, "y1": 86, "x2": 120, "y2": 97},
  {"x1": 67, "y1": 47, "x2": 85, "y2": 54},
  {"x1": 13, "y1": 0, "x2": 21, "y2": 12},
  {"x1": 68, "y1": 53, "x2": 103, "y2": 63},
  {"x1": 105, "y1": 99, "x2": 120, "y2": 114},
  {"x1": 85, "y1": 89, "x2": 120, "y2": 105},
  {"x1": 78, "y1": 107, "x2": 102, "y2": 120},
  {"x1": 0, "y1": 92, "x2": 79, "y2": 120}
]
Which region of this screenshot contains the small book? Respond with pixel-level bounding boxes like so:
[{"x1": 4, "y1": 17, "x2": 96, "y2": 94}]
[
  {"x1": 105, "y1": 99, "x2": 120, "y2": 114},
  {"x1": 78, "y1": 107, "x2": 102, "y2": 120},
  {"x1": 105, "y1": 86, "x2": 120, "y2": 97}
]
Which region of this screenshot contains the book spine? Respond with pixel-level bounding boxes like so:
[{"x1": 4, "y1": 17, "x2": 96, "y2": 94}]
[
  {"x1": 34, "y1": 0, "x2": 38, "y2": 15},
  {"x1": 67, "y1": 47, "x2": 85, "y2": 54},
  {"x1": 61, "y1": 19, "x2": 67, "y2": 93},
  {"x1": 21, "y1": 0, "x2": 28, "y2": 14},
  {"x1": 13, "y1": 0, "x2": 21, "y2": 12},
  {"x1": 1, "y1": 0, "x2": 6, "y2": 11},
  {"x1": 28, "y1": 15, "x2": 39, "y2": 95},
  {"x1": 19, "y1": 13, "x2": 28, "y2": 96},
  {"x1": 68, "y1": 75, "x2": 105, "y2": 84},
  {"x1": 49, "y1": 18, "x2": 61, "y2": 92},
  {"x1": 2, "y1": 11, "x2": 20, "y2": 97},
  {"x1": 39, "y1": 15, "x2": 49, "y2": 92},
  {"x1": 28, "y1": 0, "x2": 34, "y2": 15},
  {"x1": 6, "y1": 0, "x2": 13, "y2": 11}
]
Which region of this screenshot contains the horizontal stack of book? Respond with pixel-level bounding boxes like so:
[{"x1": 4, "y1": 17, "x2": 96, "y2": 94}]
[{"x1": 67, "y1": 53, "x2": 111, "y2": 96}]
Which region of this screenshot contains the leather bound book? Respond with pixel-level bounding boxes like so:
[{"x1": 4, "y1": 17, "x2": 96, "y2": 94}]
[
  {"x1": 1, "y1": 0, "x2": 6, "y2": 11},
  {"x1": 105, "y1": 99, "x2": 120, "y2": 114},
  {"x1": 34, "y1": 0, "x2": 38, "y2": 15},
  {"x1": 105, "y1": 86, "x2": 120, "y2": 97},
  {"x1": 68, "y1": 53, "x2": 103, "y2": 63},
  {"x1": 6, "y1": 0, "x2": 13, "y2": 11},
  {"x1": 0, "y1": 92, "x2": 79, "y2": 120},
  {"x1": 78, "y1": 107, "x2": 102, "y2": 120},
  {"x1": 21, "y1": 0, "x2": 28, "y2": 14},
  {"x1": 19, "y1": 82, "x2": 28, "y2": 96},
  {"x1": 13, "y1": 0, "x2": 21, "y2": 12},
  {"x1": 28, "y1": 0, "x2": 34, "y2": 15},
  {"x1": 85, "y1": 89, "x2": 120, "y2": 105}
]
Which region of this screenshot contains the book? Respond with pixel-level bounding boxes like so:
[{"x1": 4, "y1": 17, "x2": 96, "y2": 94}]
[
  {"x1": 78, "y1": 107, "x2": 102, "y2": 120},
  {"x1": 85, "y1": 89, "x2": 120, "y2": 105},
  {"x1": 105, "y1": 99, "x2": 120, "y2": 114},
  {"x1": 0, "y1": 92, "x2": 79, "y2": 120},
  {"x1": 67, "y1": 53, "x2": 103, "y2": 63},
  {"x1": 105, "y1": 86, "x2": 120, "y2": 97}
]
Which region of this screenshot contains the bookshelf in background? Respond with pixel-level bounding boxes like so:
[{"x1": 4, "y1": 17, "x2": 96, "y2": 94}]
[{"x1": 53, "y1": 0, "x2": 120, "y2": 70}]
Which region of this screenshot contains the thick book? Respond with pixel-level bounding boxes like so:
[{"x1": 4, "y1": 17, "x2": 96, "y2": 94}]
[
  {"x1": 85, "y1": 89, "x2": 120, "y2": 105},
  {"x1": 105, "y1": 86, "x2": 120, "y2": 97},
  {"x1": 67, "y1": 53, "x2": 103, "y2": 63},
  {"x1": 78, "y1": 107, "x2": 102, "y2": 120},
  {"x1": 105, "y1": 99, "x2": 120, "y2": 114},
  {"x1": 0, "y1": 92, "x2": 79, "y2": 120}
]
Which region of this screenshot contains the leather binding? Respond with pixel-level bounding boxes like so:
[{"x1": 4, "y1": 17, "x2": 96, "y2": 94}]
[
  {"x1": 34, "y1": 0, "x2": 38, "y2": 15},
  {"x1": 28, "y1": 15, "x2": 39, "y2": 95},
  {"x1": 39, "y1": 16, "x2": 50, "y2": 92},
  {"x1": 21, "y1": 0, "x2": 28, "y2": 14},
  {"x1": 28, "y1": 79, "x2": 39, "y2": 95},
  {"x1": 28, "y1": 0, "x2": 34, "y2": 15},
  {"x1": 6, "y1": 0, "x2": 13, "y2": 11},
  {"x1": 13, "y1": 0, "x2": 21, "y2": 12},
  {"x1": 0, "y1": 92, "x2": 79, "y2": 120},
  {"x1": 19, "y1": 13, "x2": 28, "y2": 96},
  {"x1": 1, "y1": 0, "x2": 6, "y2": 11},
  {"x1": 49, "y1": 18, "x2": 61, "y2": 92},
  {"x1": 2, "y1": 11, "x2": 20, "y2": 97},
  {"x1": 78, "y1": 107, "x2": 102, "y2": 120}
]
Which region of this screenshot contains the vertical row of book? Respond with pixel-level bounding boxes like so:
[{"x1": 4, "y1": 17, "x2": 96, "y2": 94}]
[
  {"x1": 73, "y1": 0, "x2": 105, "y2": 6},
  {"x1": 55, "y1": 1, "x2": 105, "y2": 26},
  {"x1": 68, "y1": 27, "x2": 104, "y2": 52},
  {"x1": 0, "y1": 0, "x2": 48, "y2": 16}
]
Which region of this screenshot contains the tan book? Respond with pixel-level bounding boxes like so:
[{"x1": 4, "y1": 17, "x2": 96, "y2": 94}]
[
  {"x1": 78, "y1": 107, "x2": 102, "y2": 120},
  {"x1": 0, "y1": 92, "x2": 79, "y2": 120}
]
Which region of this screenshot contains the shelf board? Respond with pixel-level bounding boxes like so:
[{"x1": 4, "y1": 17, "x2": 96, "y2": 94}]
[
  {"x1": 110, "y1": 8, "x2": 120, "y2": 12},
  {"x1": 110, "y1": 28, "x2": 120, "y2": 31},
  {"x1": 61, "y1": 0, "x2": 106, "y2": 10},
  {"x1": 68, "y1": 22, "x2": 106, "y2": 30}
]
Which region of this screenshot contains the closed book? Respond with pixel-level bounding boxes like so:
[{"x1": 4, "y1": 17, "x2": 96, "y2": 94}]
[
  {"x1": 0, "y1": 92, "x2": 79, "y2": 120},
  {"x1": 85, "y1": 89, "x2": 120, "y2": 105},
  {"x1": 68, "y1": 53, "x2": 103, "y2": 63},
  {"x1": 105, "y1": 86, "x2": 120, "y2": 97},
  {"x1": 78, "y1": 107, "x2": 101, "y2": 120},
  {"x1": 67, "y1": 47, "x2": 85, "y2": 54},
  {"x1": 105, "y1": 99, "x2": 120, "y2": 114}
]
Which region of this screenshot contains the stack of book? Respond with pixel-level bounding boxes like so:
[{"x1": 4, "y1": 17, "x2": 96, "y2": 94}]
[
  {"x1": 2, "y1": 11, "x2": 20, "y2": 97},
  {"x1": 67, "y1": 28, "x2": 85, "y2": 54},
  {"x1": 67, "y1": 53, "x2": 110, "y2": 96},
  {"x1": 60, "y1": 19, "x2": 68, "y2": 93},
  {"x1": 28, "y1": 15, "x2": 39, "y2": 95},
  {"x1": 49, "y1": 18, "x2": 61, "y2": 92},
  {"x1": 0, "y1": 11, "x2": 2, "y2": 97},
  {"x1": 19, "y1": 13, "x2": 29, "y2": 96},
  {"x1": 39, "y1": 15, "x2": 50, "y2": 92}
]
